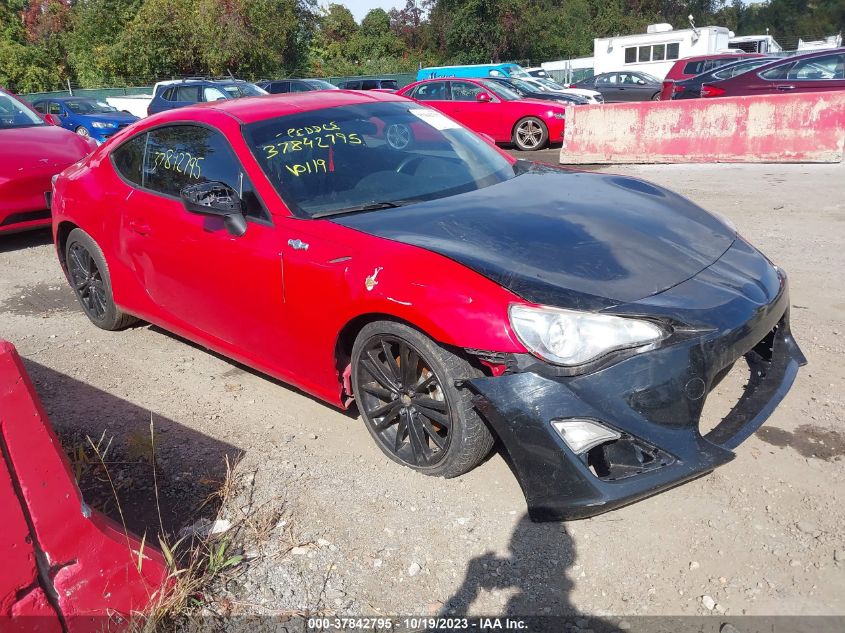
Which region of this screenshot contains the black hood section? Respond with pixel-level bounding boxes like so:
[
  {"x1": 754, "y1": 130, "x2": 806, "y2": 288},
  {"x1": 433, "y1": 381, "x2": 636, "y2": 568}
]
[{"x1": 332, "y1": 163, "x2": 735, "y2": 309}]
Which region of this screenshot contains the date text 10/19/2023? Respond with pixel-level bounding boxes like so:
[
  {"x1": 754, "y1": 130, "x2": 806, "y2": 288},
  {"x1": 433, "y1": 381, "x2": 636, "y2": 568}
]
[{"x1": 306, "y1": 617, "x2": 530, "y2": 631}]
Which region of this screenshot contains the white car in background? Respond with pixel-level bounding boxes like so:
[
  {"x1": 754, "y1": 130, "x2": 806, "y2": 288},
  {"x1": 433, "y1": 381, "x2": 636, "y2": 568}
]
[
  {"x1": 105, "y1": 79, "x2": 200, "y2": 118},
  {"x1": 523, "y1": 77, "x2": 604, "y2": 104}
]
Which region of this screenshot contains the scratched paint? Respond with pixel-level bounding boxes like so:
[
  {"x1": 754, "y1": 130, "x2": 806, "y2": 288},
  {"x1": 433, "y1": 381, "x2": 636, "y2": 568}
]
[{"x1": 561, "y1": 91, "x2": 845, "y2": 164}]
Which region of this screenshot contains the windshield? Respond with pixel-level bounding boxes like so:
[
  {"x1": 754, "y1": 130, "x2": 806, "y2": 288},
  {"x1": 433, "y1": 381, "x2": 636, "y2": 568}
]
[
  {"x1": 304, "y1": 79, "x2": 339, "y2": 90},
  {"x1": 222, "y1": 83, "x2": 268, "y2": 98},
  {"x1": 244, "y1": 101, "x2": 515, "y2": 218},
  {"x1": 0, "y1": 92, "x2": 45, "y2": 129},
  {"x1": 504, "y1": 65, "x2": 530, "y2": 78},
  {"x1": 506, "y1": 78, "x2": 540, "y2": 94},
  {"x1": 711, "y1": 58, "x2": 774, "y2": 80},
  {"x1": 536, "y1": 78, "x2": 566, "y2": 91},
  {"x1": 637, "y1": 72, "x2": 660, "y2": 83},
  {"x1": 477, "y1": 80, "x2": 521, "y2": 101},
  {"x1": 65, "y1": 99, "x2": 116, "y2": 114}
]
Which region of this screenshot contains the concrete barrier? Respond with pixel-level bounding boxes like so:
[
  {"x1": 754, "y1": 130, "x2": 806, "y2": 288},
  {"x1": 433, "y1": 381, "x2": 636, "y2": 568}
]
[
  {"x1": 0, "y1": 340, "x2": 167, "y2": 630},
  {"x1": 560, "y1": 90, "x2": 845, "y2": 164}
]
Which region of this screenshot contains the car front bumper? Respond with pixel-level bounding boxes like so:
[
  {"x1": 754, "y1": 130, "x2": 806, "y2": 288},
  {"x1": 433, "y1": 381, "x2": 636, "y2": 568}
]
[{"x1": 467, "y1": 238, "x2": 806, "y2": 521}]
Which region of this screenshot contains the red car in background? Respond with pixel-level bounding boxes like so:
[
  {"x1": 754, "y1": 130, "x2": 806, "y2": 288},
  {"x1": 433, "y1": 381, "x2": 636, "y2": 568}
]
[
  {"x1": 700, "y1": 48, "x2": 845, "y2": 98},
  {"x1": 397, "y1": 78, "x2": 566, "y2": 151},
  {"x1": 0, "y1": 87, "x2": 96, "y2": 234},
  {"x1": 659, "y1": 53, "x2": 764, "y2": 100}
]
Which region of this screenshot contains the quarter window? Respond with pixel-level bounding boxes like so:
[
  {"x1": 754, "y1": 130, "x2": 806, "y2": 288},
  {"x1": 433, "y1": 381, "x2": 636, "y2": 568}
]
[{"x1": 111, "y1": 133, "x2": 147, "y2": 186}]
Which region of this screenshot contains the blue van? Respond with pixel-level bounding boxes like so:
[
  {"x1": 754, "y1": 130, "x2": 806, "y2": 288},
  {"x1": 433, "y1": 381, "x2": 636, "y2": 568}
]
[{"x1": 416, "y1": 63, "x2": 530, "y2": 82}]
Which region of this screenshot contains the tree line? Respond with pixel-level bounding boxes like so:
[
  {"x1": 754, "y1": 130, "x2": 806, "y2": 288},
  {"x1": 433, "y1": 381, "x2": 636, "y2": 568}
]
[{"x1": 1, "y1": 0, "x2": 842, "y2": 93}]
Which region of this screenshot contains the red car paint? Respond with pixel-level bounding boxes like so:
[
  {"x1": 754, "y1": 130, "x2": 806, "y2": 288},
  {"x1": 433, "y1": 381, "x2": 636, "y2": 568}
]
[
  {"x1": 52, "y1": 92, "x2": 530, "y2": 408},
  {"x1": 396, "y1": 78, "x2": 566, "y2": 144},
  {"x1": 659, "y1": 53, "x2": 764, "y2": 101},
  {"x1": 700, "y1": 48, "x2": 845, "y2": 98},
  {"x1": 0, "y1": 87, "x2": 96, "y2": 235},
  {"x1": 0, "y1": 340, "x2": 167, "y2": 630}
]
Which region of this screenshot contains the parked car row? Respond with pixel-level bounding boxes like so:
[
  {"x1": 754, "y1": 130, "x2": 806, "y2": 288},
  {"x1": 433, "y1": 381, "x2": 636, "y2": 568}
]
[{"x1": 660, "y1": 48, "x2": 845, "y2": 99}]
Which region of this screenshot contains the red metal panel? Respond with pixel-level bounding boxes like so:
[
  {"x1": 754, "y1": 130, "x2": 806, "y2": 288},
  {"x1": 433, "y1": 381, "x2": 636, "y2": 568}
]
[{"x1": 0, "y1": 341, "x2": 168, "y2": 630}]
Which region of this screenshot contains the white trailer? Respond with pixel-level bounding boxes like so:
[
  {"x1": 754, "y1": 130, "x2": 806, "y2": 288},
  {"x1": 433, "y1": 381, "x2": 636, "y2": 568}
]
[{"x1": 592, "y1": 23, "x2": 734, "y2": 79}]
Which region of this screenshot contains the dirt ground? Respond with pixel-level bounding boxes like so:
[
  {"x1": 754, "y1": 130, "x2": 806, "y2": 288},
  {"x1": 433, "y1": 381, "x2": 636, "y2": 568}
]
[{"x1": 1, "y1": 160, "x2": 843, "y2": 621}]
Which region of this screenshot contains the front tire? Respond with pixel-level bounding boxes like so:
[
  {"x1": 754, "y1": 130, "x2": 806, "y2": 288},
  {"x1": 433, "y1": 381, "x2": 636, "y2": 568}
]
[
  {"x1": 351, "y1": 321, "x2": 494, "y2": 478},
  {"x1": 65, "y1": 228, "x2": 137, "y2": 331},
  {"x1": 512, "y1": 117, "x2": 548, "y2": 151},
  {"x1": 75, "y1": 126, "x2": 90, "y2": 137}
]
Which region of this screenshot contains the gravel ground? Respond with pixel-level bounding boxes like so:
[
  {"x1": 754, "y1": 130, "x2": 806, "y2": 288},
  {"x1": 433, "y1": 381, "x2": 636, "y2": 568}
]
[{"x1": 0, "y1": 160, "x2": 843, "y2": 621}]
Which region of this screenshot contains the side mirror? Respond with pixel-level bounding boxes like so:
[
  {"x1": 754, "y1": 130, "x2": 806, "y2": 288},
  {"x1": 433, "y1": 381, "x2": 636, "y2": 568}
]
[
  {"x1": 44, "y1": 113, "x2": 61, "y2": 126},
  {"x1": 181, "y1": 181, "x2": 247, "y2": 237},
  {"x1": 476, "y1": 92, "x2": 492, "y2": 103}
]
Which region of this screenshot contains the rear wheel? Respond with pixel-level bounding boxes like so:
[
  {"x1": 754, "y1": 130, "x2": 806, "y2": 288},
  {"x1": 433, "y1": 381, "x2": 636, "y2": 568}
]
[
  {"x1": 512, "y1": 117, "x2": 548, "y2": 151},
  {"x1": 351, "y1": 321, "x2": 493, "y2": 478},
  {"x1": 651, "y1": 92, "x2": 661, "y2": 101},
  {"x1": 65, "y1": 228, "x2": 137, "y2": 331}
]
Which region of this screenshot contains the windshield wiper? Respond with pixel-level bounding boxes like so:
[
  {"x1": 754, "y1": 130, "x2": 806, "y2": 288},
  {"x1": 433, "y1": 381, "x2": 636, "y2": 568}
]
[{"x1": 311, "y1": 201, "x2": 402, "y2": 218}]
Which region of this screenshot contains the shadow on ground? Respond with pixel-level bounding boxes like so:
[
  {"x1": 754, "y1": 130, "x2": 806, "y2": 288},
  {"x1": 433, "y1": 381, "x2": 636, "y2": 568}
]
[
  {"x1": 0, "y1": 228, "x2": 53, "y2": 253},
  {"x1": 23, "y1": 359, "x2": 242, "y2": 539},
  {"x1": 440, "y1": 514, "x2": 613, "y2": 630}
]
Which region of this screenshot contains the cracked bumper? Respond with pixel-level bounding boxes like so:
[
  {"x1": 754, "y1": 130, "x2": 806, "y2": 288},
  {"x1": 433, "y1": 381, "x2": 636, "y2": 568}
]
[{"x1": 468, "y1": 239, "x2": 806, "y2": 521}]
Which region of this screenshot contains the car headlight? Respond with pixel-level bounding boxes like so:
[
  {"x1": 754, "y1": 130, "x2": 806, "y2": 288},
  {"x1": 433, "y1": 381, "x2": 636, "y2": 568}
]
[
  {"x1": 509, "y1": 304, "x2": 667, "y2": 366},
  {"x1": 91, "y1": 121, "x2": 115, "y2": 129}
]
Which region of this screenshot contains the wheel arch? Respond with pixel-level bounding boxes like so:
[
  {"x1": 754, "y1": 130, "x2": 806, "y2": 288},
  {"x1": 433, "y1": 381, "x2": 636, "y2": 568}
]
[{"x1": 55, "y1": 220, "x2": 80, "y2": 271}]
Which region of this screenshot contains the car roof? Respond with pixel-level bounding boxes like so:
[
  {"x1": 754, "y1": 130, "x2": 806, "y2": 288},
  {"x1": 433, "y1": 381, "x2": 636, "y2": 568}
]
[
  {"x1": 164, "y1": 89, "x2": 408, "y2": 124},
  {"x1": 737, "y1": 47, "x2": 845, "y2": 74}
]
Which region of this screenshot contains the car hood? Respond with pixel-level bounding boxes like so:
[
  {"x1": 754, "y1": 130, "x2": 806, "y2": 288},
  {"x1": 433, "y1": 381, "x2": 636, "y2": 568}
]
[
  {"x1": 81, "y1": 112, "x2": 138, "y2": 124},
  {"x1": 332, "y1": 163, "x2": 736, "y2": 309},
  {"x1": 0, "y1": 126, "x2": 93, "y2": 178}
]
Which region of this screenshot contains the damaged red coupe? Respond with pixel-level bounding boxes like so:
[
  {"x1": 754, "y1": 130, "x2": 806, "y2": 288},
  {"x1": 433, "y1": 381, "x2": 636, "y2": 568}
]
[{"x1": 52, "y1": 90, "x2": 805, "y2": 520}]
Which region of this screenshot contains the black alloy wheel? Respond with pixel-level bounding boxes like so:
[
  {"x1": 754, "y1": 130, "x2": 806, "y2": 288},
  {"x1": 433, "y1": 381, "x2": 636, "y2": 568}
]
[
  {"x1": 65, "y1": 228, "x2": 137, "y2": 330},
  {"x1": 68, "y1": 241, "x2": 108, "y2": 321},
  {"x1": 357, "y1": 335, "x2": 451, "y2": 468},
  {"x1": 351, "y1": 321, "x2": 494, "y2": 478}
]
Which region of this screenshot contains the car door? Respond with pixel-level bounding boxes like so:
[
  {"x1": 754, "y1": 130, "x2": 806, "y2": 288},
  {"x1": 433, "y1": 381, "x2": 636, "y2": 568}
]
[
  {"x1": 594, "y1": 74, "x2": 620, "y2": 101},
  {"x1": 445, "y1": 80, "x2": 505, "y2": 138},
  {"x1": 116, "y1": 124, "x2": 289, "y2": 365},
  {"x1": 49, "y1": 102, "x2": 71, "y2": 131}
]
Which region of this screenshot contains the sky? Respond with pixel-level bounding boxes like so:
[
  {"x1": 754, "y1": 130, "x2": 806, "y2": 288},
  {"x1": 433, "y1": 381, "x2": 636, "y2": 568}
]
[{"x1": 328, "y1": 0, "x2": 402, "y2": 22}]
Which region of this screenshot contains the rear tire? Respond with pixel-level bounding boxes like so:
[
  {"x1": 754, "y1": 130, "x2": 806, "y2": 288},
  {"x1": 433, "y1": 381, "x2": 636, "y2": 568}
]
[
  {"x1": 512, "y1": 117, "x2": 548, "y2": 151},
  {"x1": 65, "y1": 228, "x2": 137, "y2": 331},
  {"x1": 651, "y1": 92, "x2": 661, "y2": 101},
  {"x1": 351, "y1": 321, "x2": 493, "y2": 478}
]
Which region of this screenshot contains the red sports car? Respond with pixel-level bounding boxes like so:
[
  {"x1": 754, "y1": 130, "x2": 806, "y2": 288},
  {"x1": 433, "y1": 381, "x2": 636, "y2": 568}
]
[
  {"x1": 397, "y1": 78, "x2": 566, "y2": 150},
  {"x1": 0, "y1": 87, "x2": 97, "y2": 234},
  {"x1": 52, "y1": 90, "x2": 804, "y2": 521}
]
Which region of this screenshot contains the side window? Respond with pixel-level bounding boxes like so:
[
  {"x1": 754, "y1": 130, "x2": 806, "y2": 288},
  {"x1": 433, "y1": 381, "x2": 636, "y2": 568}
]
[
  {"x1": 111, "y1": 133, "x2": 147, "y2": 187},
  {"x1": 49, "y1": 102, "x2": 63, "y2": 115},
  {"x1": 362, "y1": 80, "x2": 379, "y2": 90},
  {"x1": 143, "y1": 125, "x2": 268, "y2": 220},
  {"x1": 787, "y1": 53, "x2": 845, "y2": 80},
  {"x1": 595, "y1": 74, "x2": 610, "y2": 85},
  {"x1": 289, "y1": 82, "x2": 310, "y2": 92},
  {"x1": 450, "y1": 81, "x2": 485, "y2": 101},
  {"x1": 413, "y1": 81, "x2": 447, "y2": 100},
  {"x1": 175, "y1": 86, "x2": 201, "y2": 102},
  {"x1": 33, "y1": 102, "x2": 47, "y2": 113},
  {"x1": 162, "y1": 87, "x2": 176, "y2": 101},
  {"x1": 761, "y1": 62, "x2": 794, "y2": 80},
  {"x1": 203, "y1": 86, "x2": 227, "y2": 102},
  {"x1": 346, "y1": 81, "x2": 361, "y2": 90},
  {"x1": 272, "y1": 81, "x2": 290, "y2": 93}
]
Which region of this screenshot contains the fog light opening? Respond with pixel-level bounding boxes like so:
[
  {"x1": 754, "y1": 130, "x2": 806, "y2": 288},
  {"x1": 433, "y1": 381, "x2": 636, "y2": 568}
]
[
  {"x1": 586, "y1": 437, "x2": 673, "y2": 481},
  {"x1": 551, "y1": 418, "x2": 621, "y2": 454}
]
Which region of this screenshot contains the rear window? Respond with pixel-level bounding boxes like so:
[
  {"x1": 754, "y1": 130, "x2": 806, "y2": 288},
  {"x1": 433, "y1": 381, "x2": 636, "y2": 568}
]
[
  {"x1": 683, "y1": 57, "x2": 738, "y2": 76},
  {"x1": 380, "y1": 80, "x2": 398, "y2": 90}
]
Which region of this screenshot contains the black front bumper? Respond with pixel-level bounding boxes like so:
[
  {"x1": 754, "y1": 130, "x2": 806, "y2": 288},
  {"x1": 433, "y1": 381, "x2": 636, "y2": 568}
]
[{"x1": 468, "y1": 238, "x2": 806, "y2": 521}]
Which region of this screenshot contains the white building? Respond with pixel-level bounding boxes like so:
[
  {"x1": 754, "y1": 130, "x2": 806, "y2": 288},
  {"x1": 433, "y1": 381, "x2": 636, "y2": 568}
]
[{"x1": 593, "y1": 23, "x2": 735, "y2": 79}]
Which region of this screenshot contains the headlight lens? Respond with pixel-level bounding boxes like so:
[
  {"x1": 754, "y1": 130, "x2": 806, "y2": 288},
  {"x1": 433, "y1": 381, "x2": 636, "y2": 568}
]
[
  {"x1": 509, "y1": 304, "x2": 666, "y2": 366},
  {"x1": 91, "y1": 121, "x2": 114, "y2": 129}
]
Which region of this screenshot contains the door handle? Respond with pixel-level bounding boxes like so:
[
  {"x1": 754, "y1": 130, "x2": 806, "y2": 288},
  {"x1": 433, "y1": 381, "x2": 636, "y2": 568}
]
[
  {"x1": 128, "y1": 219, "x2": 152, "y2": 236},
  {"x1": 776, "y1": 84, "x2": 796, "y2": 90}
]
